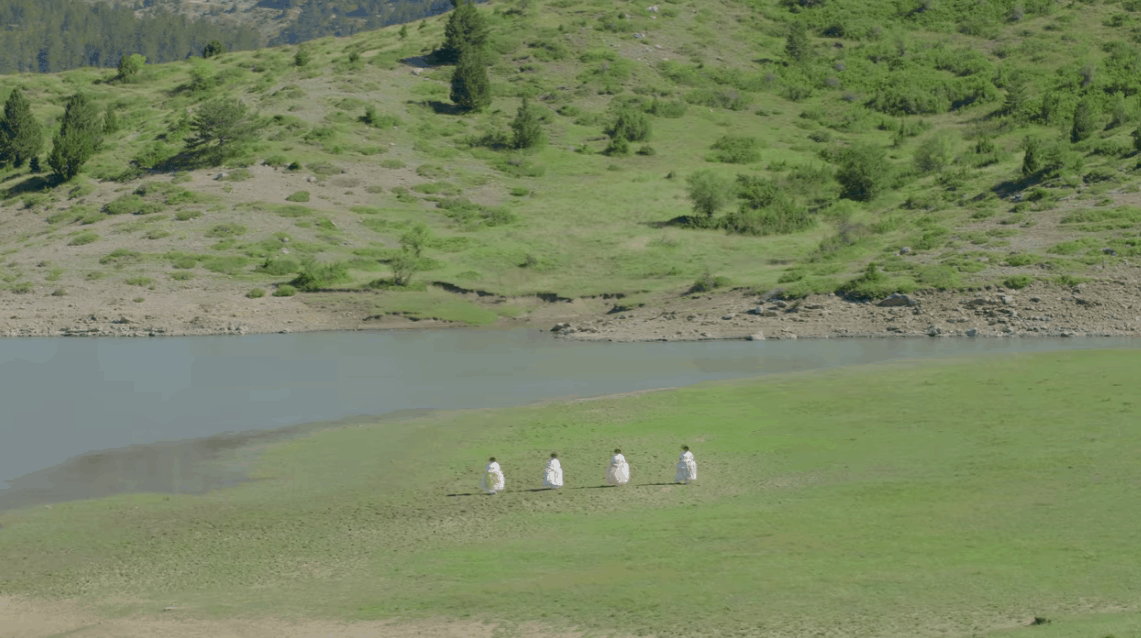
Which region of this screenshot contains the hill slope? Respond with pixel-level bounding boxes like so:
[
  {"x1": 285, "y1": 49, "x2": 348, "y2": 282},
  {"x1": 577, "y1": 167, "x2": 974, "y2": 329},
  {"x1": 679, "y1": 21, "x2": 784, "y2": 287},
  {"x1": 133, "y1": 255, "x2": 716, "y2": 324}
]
[{"x1": 3, "y1": 0, "x2": 1141, "y2": 338}]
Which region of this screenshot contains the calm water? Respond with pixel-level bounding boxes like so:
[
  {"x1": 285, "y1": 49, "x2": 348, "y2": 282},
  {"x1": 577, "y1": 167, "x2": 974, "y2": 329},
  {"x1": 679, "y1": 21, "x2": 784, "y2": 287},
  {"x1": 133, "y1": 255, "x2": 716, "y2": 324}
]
[{"x1": 1, "y1": 329, "x2": 1137, "y2": 510}]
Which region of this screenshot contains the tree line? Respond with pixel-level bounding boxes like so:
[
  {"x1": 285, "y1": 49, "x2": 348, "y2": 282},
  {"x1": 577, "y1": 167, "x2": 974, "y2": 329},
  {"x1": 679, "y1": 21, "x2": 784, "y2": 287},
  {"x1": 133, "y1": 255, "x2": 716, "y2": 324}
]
[{"x1": 0, "y1": 0, "x2": 260, "y2": 73}]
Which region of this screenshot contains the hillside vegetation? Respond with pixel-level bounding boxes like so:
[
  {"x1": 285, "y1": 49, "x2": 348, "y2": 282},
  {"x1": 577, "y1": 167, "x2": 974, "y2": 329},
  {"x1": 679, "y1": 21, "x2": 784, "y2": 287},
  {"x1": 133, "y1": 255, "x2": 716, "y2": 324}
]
[{"x1": 2, "y1": 0, "x2": 1141, "y2": 323}]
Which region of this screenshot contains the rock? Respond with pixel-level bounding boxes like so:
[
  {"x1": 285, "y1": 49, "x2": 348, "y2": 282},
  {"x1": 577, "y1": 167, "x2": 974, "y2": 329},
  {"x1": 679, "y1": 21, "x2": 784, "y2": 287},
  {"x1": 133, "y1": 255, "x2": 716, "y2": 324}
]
[
  {"x1": 899, "y1": 246, "x2": 912, "y2": 255},
  {"x1": 281, "y1": 248, "x2": 290, "y2": 254},
  {"x1": 647, "y1": 4, "x2": 659, "y2": 11},
  {"x1": 306, "y1": 176, "x2": 317, "y2": 183},
  {"x1": 1000, "y1": 295, "x2": 1014, "y2": 305},
  {"x1": 633, "y1": 32, "x2": 645, "y2": 38},
  {"x1": 1103, "y1": 247, "x2": 1118, "y2": 256},
  {"x1": 550, "y1": 322, "x2": 571, "y2": 332},
  {"x1": 747, "y1": 306, "x2": 763, "y2": 315},
  {"x1": 761, "y1": 310, "x2": 779, "y2": 317},
  {"x1": 214, "y1": 173, "x2": 227, "y2": 180},
  {"x1": 1030, "y1": 297, "x2": 1041, "y2": 303},
  {"x1": 877, "y1": 293, "x2": 918, "y2": 308},
  {"x1": 746, "y1": 331, "x2": 765, "y2": 341},
  {"x1": 721, "y1": 313, "x2": 735, "y2": 320},
  {"x1": 927, "y1": 325, "x2": 942, "y2": 336}
]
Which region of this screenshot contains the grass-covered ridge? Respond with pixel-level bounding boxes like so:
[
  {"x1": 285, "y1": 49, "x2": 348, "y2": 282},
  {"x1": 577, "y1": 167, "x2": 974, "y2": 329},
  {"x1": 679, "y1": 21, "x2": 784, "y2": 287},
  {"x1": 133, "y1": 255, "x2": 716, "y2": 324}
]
[
  {"x1": 2, "y1": 0, "x2": 1141, "y2": 318},
  {"x1": 1, "y1": 349, "x2": 1139, "y2": 637}
]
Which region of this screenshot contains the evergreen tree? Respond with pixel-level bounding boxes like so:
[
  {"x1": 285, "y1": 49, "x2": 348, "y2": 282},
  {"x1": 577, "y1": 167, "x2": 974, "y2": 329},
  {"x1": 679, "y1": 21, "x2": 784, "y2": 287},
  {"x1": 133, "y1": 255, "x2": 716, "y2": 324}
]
[
  {"x1": 784, "y1": 20, "x2": 812, "y2": 64},
  {"x1": 606, "y1": 106, "x2": 651, "y2": 142},
  {"x1": 1021, "y1": 137, "x2": 1041, "y2": 177},
  {"x1": 48, "y1": 93, "x2": 102, "y2": 181},
  {"x1": 117, "y1": 53, "x2": 145, "y2": 82},
  {"x1": 202, "y1": 40, "x2": 226, "y2": 58},
  {"x1": 1070, "y1": 96, "x2": 1099, "y2": 143},
  {"x1": 185, "y1": 97, "x2": 259, "y2": 165},
  {"x1": 0, "y1": 88, "x2": 43, "y2": 168},
  {"x1": 511, "y1": 97, "x2": 544, "y2": 149},
  {"x1": 440, "y1": 0, "x2": 489, "y2": 64},
  {"x1": 103, "y1": 104, "x2": 120, "y2": 134},
  {"x1": 450, "y1": 45, "x2": 492, "y2": 112}
]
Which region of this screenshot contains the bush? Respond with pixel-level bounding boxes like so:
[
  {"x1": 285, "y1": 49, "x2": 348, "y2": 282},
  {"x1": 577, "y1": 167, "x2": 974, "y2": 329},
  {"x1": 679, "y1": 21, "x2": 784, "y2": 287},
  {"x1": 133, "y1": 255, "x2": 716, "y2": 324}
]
[
  {"x1": 286, "y1": 191, "x2": 311, "y2": 202},
  {"x1": 125, "y1": 276, "x2": 153, "y2": 286},
  {"x1": 606, "y1": 107, "x2": 651, "y2": 142},
  {"x1": 648, "y1": 99, "x2": 688, "y2": 118},
  {"x1": 175, "y1": 210, "x2": 203, "y2": 221},
  {"x1": 273, "y1": 284, "x2": 297, "y2": 297},
  {"x1": 104, "y1": 194, "x2": 164, "y2": 216},
  {"x1": 708, "y1": 136, "x2": 761, "y2": 164},
  {"x1": 247, "y1": 288, "x2": 266, "y2": 298},
  {"x1": 68, "y1": 232, "x2": 99, "y2": 246},
  {"x1": 1003, "y1": 275, "x2": 1034, "y2": 289},
  {"x1": 258, "y1": 257, "x2": 300, "y2": 275},
  {"x1": 687, "y1": 270, "x2": 730, "y2": 294},
  {"x1": 836, "y1": 143, "x2": 892, "y2": 201},
  {"x1": 290, "y1": 261, "x2": 350, "y2": 291},
  {"x1": 913, "y1": 132, "x2": 957, "y2": 174},
  {"x1": 99, "y1": 249, "x2": 142, "y2": 266},
  {"x1": 205, "y1": 223, "x2": 247, "y2": 237},
  {"x1": 686, "y1": 170, "x2": 734, "y2": 218}
]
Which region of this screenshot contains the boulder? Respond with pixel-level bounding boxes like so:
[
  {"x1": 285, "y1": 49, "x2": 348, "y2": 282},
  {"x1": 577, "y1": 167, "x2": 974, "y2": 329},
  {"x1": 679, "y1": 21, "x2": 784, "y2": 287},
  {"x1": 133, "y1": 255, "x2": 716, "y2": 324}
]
[
  {"x1": 550, "y1": 322, "x2": 571, "y2": 332},
  {"x1": 746, "y1": 331, "x2": 765, "y2": 341},
  {"x1": 877, "y1": 293, "x2": 918, "y2": 308},
  {"x1": 721, "y1": 313, "x2": 736, "y2": 320},
  {"x1": 965, "y1": 328, "x2": 978, "y2": 337}
]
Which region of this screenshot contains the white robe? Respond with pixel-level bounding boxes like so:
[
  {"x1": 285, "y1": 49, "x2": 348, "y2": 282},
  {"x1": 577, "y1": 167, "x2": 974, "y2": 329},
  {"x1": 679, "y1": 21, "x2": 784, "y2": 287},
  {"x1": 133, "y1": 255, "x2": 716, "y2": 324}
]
[
  {"x1": 543, "y1": 458, "x2": 564, "y2": 488},
  {"x1": 481, "y1": 461, "x2": 505, "y2": 493},
  {"x1": 675, "y1": 450, "x2": 697, "y2": 483},
  {"x1": 606, "y1": 453, "x2": 631, "y2": 485}
]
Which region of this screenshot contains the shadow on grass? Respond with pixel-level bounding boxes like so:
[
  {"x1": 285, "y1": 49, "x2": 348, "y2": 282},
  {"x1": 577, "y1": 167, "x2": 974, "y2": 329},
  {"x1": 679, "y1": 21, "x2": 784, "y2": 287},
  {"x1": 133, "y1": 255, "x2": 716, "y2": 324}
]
[
  {"x1": 641, "y1": 215, "x2": 717, "y2": 230},
  {"x1": 411, "y1": 100, "x2": 465, "y2": 116},
  {"x1": 5, "y1": 174, "x2": 61, "y2": 197}
]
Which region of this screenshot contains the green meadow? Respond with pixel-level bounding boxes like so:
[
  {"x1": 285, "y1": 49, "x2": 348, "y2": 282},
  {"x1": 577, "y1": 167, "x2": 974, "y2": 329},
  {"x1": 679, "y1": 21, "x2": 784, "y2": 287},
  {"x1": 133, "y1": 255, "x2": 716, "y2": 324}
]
[{"x1": 2, "y1": 349, "x2": 1139, "y2": 637}]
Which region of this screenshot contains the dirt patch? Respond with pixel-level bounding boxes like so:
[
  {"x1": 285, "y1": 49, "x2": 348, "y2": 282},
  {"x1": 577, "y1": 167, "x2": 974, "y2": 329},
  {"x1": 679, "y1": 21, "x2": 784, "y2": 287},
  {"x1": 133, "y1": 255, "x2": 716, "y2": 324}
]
[{"x1": 0, "y1": 596, "x2": 612, "y2": 638}]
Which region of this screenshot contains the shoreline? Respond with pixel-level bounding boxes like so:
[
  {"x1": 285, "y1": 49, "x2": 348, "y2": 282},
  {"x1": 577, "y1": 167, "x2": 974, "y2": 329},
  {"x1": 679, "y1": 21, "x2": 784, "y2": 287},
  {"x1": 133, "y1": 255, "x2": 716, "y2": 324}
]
[{"x1": 2, "y1": 277, "x2": 1141, "y2": 341}]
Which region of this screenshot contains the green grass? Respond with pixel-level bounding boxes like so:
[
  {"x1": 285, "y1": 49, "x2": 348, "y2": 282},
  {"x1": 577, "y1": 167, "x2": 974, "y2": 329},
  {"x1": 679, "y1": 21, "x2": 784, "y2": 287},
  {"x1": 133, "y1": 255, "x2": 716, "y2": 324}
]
[{"x1": 1, "y1": 351, "x2": 1139, "y2": 637}]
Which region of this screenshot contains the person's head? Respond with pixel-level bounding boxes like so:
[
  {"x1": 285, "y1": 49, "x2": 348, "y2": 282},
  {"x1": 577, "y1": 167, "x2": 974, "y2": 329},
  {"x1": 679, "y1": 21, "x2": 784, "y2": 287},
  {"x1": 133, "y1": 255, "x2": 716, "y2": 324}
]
[
  {"x1": 550, "y1": 452, "x2": 558, "y2": 459},
  {"x1": 614, "y1": 448, "x2": 621, "y2": 454},
  {"x1": 681, "y1": 445, "x2": 689, "y2": 451},
  {"x1": 489, "y1": 456, "x2": 496, "y2": 462}
]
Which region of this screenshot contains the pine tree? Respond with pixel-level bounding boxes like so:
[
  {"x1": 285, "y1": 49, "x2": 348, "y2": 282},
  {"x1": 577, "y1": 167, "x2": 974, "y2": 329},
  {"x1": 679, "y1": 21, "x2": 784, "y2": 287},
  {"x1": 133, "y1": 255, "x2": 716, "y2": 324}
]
[
  {"x1": 440, "y1": 0, "x2": 489, "y2": 64},
  {"x1": 185, "y1": 97, "x2": 259, "y2": 165},
  {"x1": 784, "y1": 20, "x2": 813, "y2": 64},
  {"x1": 48, "y1": 93, "x2": 103, "y2": 181},
  {"x1": 0, "y1": 88, "x2": 43, "y2": 168},
  {"x1": 511, "y1": 97, "x2": 544, "y2": 149},
  {"x1": 103, "y1": 104, "x2": 120, "y2": 134},
  {"x1": 1070, "y1": 96, "x2": 1099, "y2": 143},
  {"x1": 450, "y1": 45, "x2": 492, "y2": 112},
  {"x1": 1002, "y1": 74, "x2": 1030, "y2": 121}
]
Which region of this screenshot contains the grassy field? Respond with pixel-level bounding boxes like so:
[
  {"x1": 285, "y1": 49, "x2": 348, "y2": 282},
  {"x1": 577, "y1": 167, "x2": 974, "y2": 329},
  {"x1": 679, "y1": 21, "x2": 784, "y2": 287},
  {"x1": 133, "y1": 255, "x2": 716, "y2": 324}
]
[
  {"x1": 4, "y1": 0, "x2": 1141, "y2": 320},
  {"x1": 2, "y1": 349, "x2": 1139, "y2": 637}
]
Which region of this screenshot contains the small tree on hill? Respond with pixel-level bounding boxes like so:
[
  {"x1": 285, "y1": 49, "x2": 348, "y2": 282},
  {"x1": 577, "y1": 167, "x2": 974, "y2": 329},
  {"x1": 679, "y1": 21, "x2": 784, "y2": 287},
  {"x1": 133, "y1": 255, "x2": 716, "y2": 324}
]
[
  {"x1": 511, "y1": 97, "x2": 544, "y2": 149},
  {"x1": 185, "y1": 97, "x2": 259, "y2": 165},
  {"x1": 450, "y1": 45, "x2": 492, "y2": 112},
  {"x1": 0, "y1": 88, "x2": 43, "y2": 168},
  {"x1": 784, "y1": 20, "x2": 813, "y2": 64},
  {"x1": 686, "y1": 169, "x2": 733, "y2": 219},
  {"x1": 48, "y1": 93, "x2": 102, "y2": 181},
  {"x1": 1070, "y1": 96, "x2": 1099, "y2": 143},
  {"x1": 117, "y1": 53, "x2": 145, "y2": 82},
  {"x1": 103, "y1": 104, "x2": 120, "y2": 134},
  {"x1": 1002, "y1": 74, "x2": 1031, "y2": 122},
  {"x1": 440, "y1": 0, "x2": 489, "y2": 64},
  {"x1": 835, "y1": 143, "x2": 891, "y2": 201},
  {"x1": 913, "y1": 131, "x2": 956, "y2": 174},
  {"x1": 606, "y1": 107, "x2": 651, "y2": 142},
  {"x1": 202, "y1": 40, "x2": 227, "y2": 58}
]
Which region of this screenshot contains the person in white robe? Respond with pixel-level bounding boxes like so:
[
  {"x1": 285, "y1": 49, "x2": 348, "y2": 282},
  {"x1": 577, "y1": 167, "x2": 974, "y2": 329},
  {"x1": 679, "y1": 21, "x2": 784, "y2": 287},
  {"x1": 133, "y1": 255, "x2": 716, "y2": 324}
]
[
  {"x1": 543, "y1": 452, "x2": 564, "y2": 489},
  {"x1": 481, "y1": 456, "x2": 505, "y2": 494},
  {"x1": 606, "y1": 448, "x2": 631, "y2": 486},
  {"x1": 674, "y1": 445, "x2": 697, "y2": 484}
]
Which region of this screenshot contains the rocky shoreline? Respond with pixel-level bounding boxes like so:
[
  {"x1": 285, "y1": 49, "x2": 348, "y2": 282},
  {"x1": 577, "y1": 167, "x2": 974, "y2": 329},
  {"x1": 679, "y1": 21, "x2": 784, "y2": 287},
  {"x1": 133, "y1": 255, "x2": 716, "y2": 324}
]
[{"x1": 2, "y1": 279, "x2": 1141, "y2": 342}]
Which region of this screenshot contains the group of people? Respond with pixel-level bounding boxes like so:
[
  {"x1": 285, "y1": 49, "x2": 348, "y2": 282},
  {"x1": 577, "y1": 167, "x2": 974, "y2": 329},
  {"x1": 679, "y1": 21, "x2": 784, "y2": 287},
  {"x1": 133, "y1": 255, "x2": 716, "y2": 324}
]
[{"x1": 480, "y1": 445, "x2": 698, "y2": 494}]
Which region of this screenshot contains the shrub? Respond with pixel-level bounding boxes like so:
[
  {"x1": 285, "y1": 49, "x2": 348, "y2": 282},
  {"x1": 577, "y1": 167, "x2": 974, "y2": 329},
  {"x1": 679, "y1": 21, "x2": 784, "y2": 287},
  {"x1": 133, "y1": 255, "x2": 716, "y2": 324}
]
[
  {"x1": 648, "y1": 99, "x2": 688, "y2": 118},
  {"x1": 125, "y1": 276, "x2": 153, "y2": 286},
  {"x1": 99, "y1": 249, "x2": 142, "y2": 266},
  {"x1": 104, "y1": 194, "x2": 164, "y2": 216},
  {"x1": 381, "y1": 159, "x2": 406, "y2": 169},
  {"x1": 836, "y1": 143, "x2": 892, "y2": 201},
  {"x1": 687, "y1": 270, "x2": 730, "y2": 294},
  {"x1": 686, "y1": 170, "x2": 734, "y2": 218},
  {"x1": 173, "y1": 256, "x2": 198, "y2": 269},
  {"x1": 247, "y1": 287, "x2": 266, "y2": 298},
  {"x1": 175, "y1": 210, "x2": 203, "y2": 221},
  {"x1": 286, "y1": 191, "x2": 310, "y2": 202},
  {"x1": 258, "y1": 257, "x2": 300, "y2": 275},
  {"x1": 913, "y1": 132, "x2": 957, "y2": 174},
  {"x1": 68, "y1": 232, "x2": 99, "y2": 246},
  {"x1": 273, "y1": 285, "x2": 297, "y2": 297},
  {"x1": 708, "y1": 136, "x2": 761, "y2": 164},
  {"x1": 205, "y1": 223, "x2": 247, "y2": 237},
  {"x1": 606, "y1": 107, "x2": 651, "y2": 142},
  {"x1": 1003, "y1": 275, "x2": 1034, "y2": 289}
]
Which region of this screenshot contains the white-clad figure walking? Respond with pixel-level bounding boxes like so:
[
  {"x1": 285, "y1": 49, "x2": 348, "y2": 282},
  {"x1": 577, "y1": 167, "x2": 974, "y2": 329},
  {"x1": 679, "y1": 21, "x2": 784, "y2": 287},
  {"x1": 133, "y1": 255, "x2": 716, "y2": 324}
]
[
  {"x1": 481, "y1": 456, "x2": 505, "y2": 494},
  {"x1": 674, "y1": 445, "x2": 697, "y2": 484},
  {"x1": 543, "y1": 452, "x2": 564, "y2": 489},
  {"x1": 606, "y1": 448, "x2": 631, "y2": 486}
]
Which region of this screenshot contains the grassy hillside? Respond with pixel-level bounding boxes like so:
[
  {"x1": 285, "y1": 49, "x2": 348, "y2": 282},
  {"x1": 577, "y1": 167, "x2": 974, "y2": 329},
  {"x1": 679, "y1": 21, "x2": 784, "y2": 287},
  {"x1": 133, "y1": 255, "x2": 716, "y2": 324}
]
[
  {"x1": 2, "y1": 349, "x2": 1139, "y2": 636},
  {"x1": 2, "y1": 0, "x2": 1141, "y2": 320}
]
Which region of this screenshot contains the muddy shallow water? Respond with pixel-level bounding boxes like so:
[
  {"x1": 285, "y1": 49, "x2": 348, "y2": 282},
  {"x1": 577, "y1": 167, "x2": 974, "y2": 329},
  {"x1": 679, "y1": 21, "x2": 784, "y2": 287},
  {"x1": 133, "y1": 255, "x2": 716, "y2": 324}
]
[{"x1": 1, "y1": 329, "x2": 1137, "y2": 511}]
